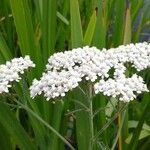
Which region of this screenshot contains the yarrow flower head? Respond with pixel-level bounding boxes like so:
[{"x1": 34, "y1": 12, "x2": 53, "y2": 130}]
[
  {"x1": 30, "y1": 42, "x2": 150, "y2": 102},
  {"x1": 0, "y1": 56, "x2": 35, "y2": 93}
]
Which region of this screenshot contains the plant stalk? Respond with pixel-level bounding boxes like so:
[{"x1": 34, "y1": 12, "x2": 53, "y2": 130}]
[
  {"x1": 118, "y1": 102, "x2": 128, "y2": 150},
  {"x1": 118, "y1": 113, "x2": 122, "y2": 150},
  {"x1": 88, "y1": 84, "x2": 94, "y2": 150}
]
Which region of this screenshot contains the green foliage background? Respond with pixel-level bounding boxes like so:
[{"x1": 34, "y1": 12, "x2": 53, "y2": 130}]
[{"x1": 0, "y1": 0, "x2": 150, "y2": 150}]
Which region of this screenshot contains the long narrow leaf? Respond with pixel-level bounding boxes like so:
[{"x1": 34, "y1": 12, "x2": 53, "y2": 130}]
[
  {"x1": 112, "y1": 0, "x2": 125, "y2": 46},
  {"x1": 0, "y1": 33, "x2": 12, "y2": 60},
  {"x1": 84, "y1": 11, "x2": 97, "y2": 45},
  {"x1": 0, "y1": 102, "x2": 36, "y2": 150},
  {"x1": 70, "y1": 0, "x2": 83, "y2": 48}
]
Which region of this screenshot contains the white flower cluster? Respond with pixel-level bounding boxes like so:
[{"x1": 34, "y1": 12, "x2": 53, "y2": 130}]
[
  {"x1": 94, "y1": 74, "x2": 148, "y2": 102},
  {"x1": 30, "y1": 42, "x2": 150, "y2": 102},
  {"x1": 0, "y1": 56, "x2": 35, "y2": 93}
]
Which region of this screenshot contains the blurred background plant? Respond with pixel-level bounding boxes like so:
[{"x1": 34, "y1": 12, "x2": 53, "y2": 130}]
[{"x1": 0, "y1": 0, "x2": 150, "y2": 150}]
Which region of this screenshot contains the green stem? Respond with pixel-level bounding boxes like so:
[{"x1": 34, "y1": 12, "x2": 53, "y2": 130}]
[
  {"x1": 118, "y1": 102, "x2": 129, "y2": 150},
  {"x1": 118, "y1": 113, "x2": 122, "y2": 150},
  {"x1": 88, "y1": 85, "x2": 94, "y2": 150},
  {"x1": 121, "y1": 107, "x2": 128, "y2": 150},
  {"x1": 117, "y1": 102, "x2": 128, "y2": 150}
]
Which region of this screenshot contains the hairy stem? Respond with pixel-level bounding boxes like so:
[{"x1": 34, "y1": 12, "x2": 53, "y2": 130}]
[{"x1": 88, "y1": 84, "x2": 94, "y2": 150}]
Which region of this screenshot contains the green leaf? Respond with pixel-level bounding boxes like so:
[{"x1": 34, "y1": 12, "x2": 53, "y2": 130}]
[
  {"x1": 105, "y1": 97, "x2": 118, "y2": 118},
  {"x1": 0, "y1": 33, "x2": 12, "y2": 60},
  {"x1": 0, "y1": 102, "x2": 36, "y2": 150},
  {"x1": 70, "y1": 0, "x2": 83, "y2": 48},
  {"x1": 15, "y1": 100, "x2": 75, "y2": 150},
  {"x1": 128, "y1": 120, "x2": 150, "y2": 132},
  {"x1": 131, "y1": 0, "x2": 143, "y2": 23},
  {"x1": 0, "y1": 122, "x2": 12, "y2": 150},
  {"x1": 10, "y1": 0, "x2": 35, "y2": 56},
  {"x1": 84, "y1": 11, "x2": 97, "y2": 45},
  {"x1": 93, "y1": 94, "x2": 108, "y2": 145},
  {"x1": 132, "y1": 14, "x2": 144, "y2": 42},
  {"x1": 92, "y1": 0, "x2": 107, "y2": 48},
  {"x1": 72, "y1": 84, "x2": 94, "y2": 150},
  {"x1": 123, "y1": 6, "x2": 131, "y2": 44},
  {"x1": 49, "y1": 101, "x2": 64, "y2": 150},
  {"x1": 128, "y1": 93, "x2": 150, "y2": 150},
  {"x1": 112, "y1": 0, "x2": 125, "y2": 46},
  {"x1": 125, "y1": 130, "x2": 150, "y2": 144},
  {"x1": 42, "y1": 0, "x2": 57, "y2": 60},
  {"x1": 10, "y1": 0, "x2": 43, "y2": 77}
]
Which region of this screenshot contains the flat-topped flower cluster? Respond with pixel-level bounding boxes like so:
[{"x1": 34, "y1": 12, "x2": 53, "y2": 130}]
[
  {"x1": 30, "y1": 42, "x2": 150, "y2": 102},
  {"x1": 0, "y1": 56, "x2": 35, "y2": 93}
]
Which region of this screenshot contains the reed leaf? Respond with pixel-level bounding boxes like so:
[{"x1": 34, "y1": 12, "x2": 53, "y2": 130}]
[{"x1": 0, "y1": 102, "x2": 36, "y2": 150}]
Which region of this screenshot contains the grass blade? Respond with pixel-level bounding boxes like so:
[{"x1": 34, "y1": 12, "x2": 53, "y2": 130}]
[
  {"x1": 42, "y1": 0, "x2": 57, "y2": 60},
  {"x1": 10, "y1": 0, "x2": 35, "y2": 55},
  {"x1": 15, "y1": 99, "x2": 75, "y2": 150},
  {"x1": 0, "y1": 102, "x2": 36, "y2": 150},
  {"x1": 112, "y1": 0, "x2": 125, "y2": 46},
  {"x1": 0, "y1": 122, "x2": 12, "y2": 150},
  {"x1": 10, "y1": 0, "x2": 43, "y2": 76},
  {"x1": 92, "y1": 0, "x2": 107, "y2": 48},
  {"x1": 49, "y1": 101, "x2": 64, "y2": 150},
  {"x1": 131, "y1": 0, "x2": 143, "y2": 23},
  {"x1": 123, "y1": 5, "x2": 131, "y2": 44},
  {"x1": 70, "y1": 0, "x2": 83, "y2": 48},
  {"x1": 84, "y1": 10, "x2": 97, "y2": 45},
  {"x1": 0, "y1": 33, "x2": 12, "y2": 60}
]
